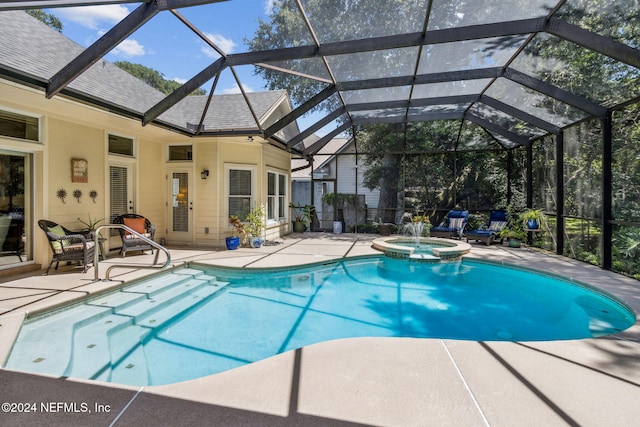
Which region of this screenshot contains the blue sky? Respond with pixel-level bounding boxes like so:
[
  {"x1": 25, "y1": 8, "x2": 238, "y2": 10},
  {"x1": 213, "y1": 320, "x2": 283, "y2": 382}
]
[{"x1": 49, "y1": 1, "x2": 275, "y2": 95}]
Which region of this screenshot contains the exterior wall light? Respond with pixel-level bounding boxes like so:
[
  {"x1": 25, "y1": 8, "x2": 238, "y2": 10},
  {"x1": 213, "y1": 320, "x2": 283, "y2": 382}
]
[{"x1": 201, "y1": 169, "x2": 209, "y2": 180}]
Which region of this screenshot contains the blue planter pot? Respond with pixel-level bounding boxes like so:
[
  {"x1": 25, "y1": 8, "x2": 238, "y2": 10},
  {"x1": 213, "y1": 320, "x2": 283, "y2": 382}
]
[
  {"x1": 526, "y1": 219, "x2": 539, "y2": 230},
  {"x1": 250, "y1": 237, "x2": 263, "y2": 248},
  {"x1": 226, "y1": 236, "x2": 240, "y2": 250}
]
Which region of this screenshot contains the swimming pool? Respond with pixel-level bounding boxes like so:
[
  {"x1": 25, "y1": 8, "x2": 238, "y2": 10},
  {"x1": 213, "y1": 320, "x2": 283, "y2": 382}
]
[{"x1": 4, "y1": 256, "x2": 635, "y2": 386}]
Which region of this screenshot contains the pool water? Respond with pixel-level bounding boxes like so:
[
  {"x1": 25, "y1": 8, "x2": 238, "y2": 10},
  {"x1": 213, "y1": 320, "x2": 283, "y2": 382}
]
[{"x1": 5, "y1": 257, "x2": 635, "y2": 386}]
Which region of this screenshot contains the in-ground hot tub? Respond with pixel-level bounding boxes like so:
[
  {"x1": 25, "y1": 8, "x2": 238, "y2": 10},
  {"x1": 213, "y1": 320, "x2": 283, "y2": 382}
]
[{"x1": 372, "y1": 236, "x2": 471, "y2": 262}]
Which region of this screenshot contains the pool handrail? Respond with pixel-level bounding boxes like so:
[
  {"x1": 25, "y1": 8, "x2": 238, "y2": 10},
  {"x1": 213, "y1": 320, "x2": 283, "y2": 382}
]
[{"x1": 93, "y1": 224, "x2": 171, "y2": 281}]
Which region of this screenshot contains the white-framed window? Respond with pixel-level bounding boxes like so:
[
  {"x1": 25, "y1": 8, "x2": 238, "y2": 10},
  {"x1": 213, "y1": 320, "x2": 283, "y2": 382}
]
[
  {"x1": 226, "y1": 164, "x2": 255, "y2": 219},
  {"x1": 108, "y1": 133, "x2": 135, "y2": 157},
  {"x1": 0, "y1": 107, "x2": 40, "y2": 142},
  {"x1": 267, "y1": 170, "x2": 288, "y2": 222}
]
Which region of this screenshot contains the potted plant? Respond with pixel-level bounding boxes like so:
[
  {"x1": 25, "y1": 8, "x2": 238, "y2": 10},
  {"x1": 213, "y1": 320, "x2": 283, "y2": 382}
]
[
  {"x1": 521, "y1": 209, "x2": 546, "y2": 230},
  {"x1": 498, "y1": 226, "x2": 527, "y2": 248},
  {"x1": 78, "y1": 214, "x2": 103, "y2": 232},
  {"x1": 226, "y1": 215, "x2": 244, "y2": 250},
  {"x1": 245, "y1": 205, "x2": 266, "y2": 248},
  {"x1": 289, "y1": 202, "x2": 312, "y2": 233}
]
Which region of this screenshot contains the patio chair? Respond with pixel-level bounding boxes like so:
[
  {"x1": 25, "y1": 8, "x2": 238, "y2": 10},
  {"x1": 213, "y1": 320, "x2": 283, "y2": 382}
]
[
  {"x1": 430, "y1": 210, "x2": 469, "y2": 239},
  {"x1": 38, "y1": 219, "x2": 95, "y2": 274},
  {"x1": 465, "y1": 210, "x2": 508, "y2": 246},
  {"x1": 113, "y1": 214, "x2": 156, "y2": 257}
]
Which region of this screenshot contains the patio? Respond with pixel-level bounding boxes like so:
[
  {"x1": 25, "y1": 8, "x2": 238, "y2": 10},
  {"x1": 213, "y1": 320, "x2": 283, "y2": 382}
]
[{"x1": 1, "y1": 234, "x2": 639, "y2": 426}]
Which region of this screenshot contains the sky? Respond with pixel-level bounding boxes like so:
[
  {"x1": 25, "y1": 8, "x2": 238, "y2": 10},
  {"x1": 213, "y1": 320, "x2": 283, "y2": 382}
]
[
  {"x1": 38, "y1": 1, "x2": 343, "y2": 135},
  {"x1": 48, "y1": 1, "x2": 273, "y2": 94}
]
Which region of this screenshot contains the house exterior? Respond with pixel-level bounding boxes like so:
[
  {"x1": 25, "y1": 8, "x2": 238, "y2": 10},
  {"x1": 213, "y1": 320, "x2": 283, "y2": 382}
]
[
  {"x1": 0, "y1": 11, "x2": 297, "y2": 272},
  {"x1": 292, "y1": 137, "x2": 380, "y2": 231}
]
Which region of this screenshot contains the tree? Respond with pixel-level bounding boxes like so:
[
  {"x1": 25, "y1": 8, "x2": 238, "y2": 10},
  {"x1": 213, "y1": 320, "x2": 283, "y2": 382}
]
[
  {"x1": 26, "y1": 9, "x2": 63, "y2": 32},
  {"x1": 114, "y1": 61, "x2": 206, "y2": 96}
]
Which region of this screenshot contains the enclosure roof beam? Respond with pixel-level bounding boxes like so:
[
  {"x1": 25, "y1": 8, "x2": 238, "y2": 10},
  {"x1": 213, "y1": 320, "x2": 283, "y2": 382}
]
[
  {"x1": 47, "y1": 1, "x2": 160, "y2": 98},
  {"x1": 546, "y1": 19, "x2": 640, "y2": 70},
  {"x1": 264, "y1": 85, "x2": 337, "y2": 138},
  {"x1": 47, "y1": 0, "x2": 225, "y2": 99},
  {"x1": 346, "y1": 95, "x2": 479, "y2": 112},
  {"x1": 337, "y1": 68, "x2": 503, "y2": 92},
  {"x1": 144, "y1": 57, "x2": 226, "y2": 125},
  {"x1": 352, "y1": 112, "x2": 463, "y2": 126},
  {"x1": 0, "y1": 0, "x2": 143, "y2": 11},
  {"x1": 504, "y1": 68, "x2": 607, "y2": 118},
  {"x1": 286, "y1": 106, "x2": 347, "y2": 149},
  {"x1": 465, "y1": 113, "x2": 531, "y2": 146},
  {"x1": 479, "y1": 95, "x2": 561, "y2": 135},
  {"x1": 302, "y1": 122, "x2": 352, "y2": 157}
]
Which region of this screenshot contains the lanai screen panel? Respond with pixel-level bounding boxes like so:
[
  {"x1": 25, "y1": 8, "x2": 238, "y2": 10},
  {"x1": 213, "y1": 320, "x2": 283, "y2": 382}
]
[
  {"x1": 300, "y1": 0, "x2": 430, "y2": 43},
  {"x1": 511, "y1": 33, "x2": 640, "y2": 107},
  {"x1": 484, "y1": 79, "x2": 588, "y2": 127},
  {"x1": 412, "y1": 79, "x2": 493, "y2": 99},
  {"x1": 426, "y1": 0, "x2": 554, "y2": 29}
]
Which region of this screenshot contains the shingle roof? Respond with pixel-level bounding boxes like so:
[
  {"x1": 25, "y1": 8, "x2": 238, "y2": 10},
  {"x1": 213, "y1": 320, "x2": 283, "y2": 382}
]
[{"x1": 0, "y1": 10, "x2": 287, "y2": 134}]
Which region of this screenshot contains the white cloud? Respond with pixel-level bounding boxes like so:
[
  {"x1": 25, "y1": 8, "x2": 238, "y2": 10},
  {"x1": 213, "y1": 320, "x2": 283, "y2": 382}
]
[
  {"x1": 172, "y1": 77, "x2": 187, "y2": 84},
  {"x1": 201, "y1": 32, "x2": 236, "y2": 57},
  {"x1": 58, "y1": 5, "x2": 130, "y2": 30},
  {"x1": 222, "y1": 83, "x2": 255, "y2": 95},
  {"x1": 112, "y1": 39, "x2": 145, "y2": 57},
  {"x1": 264, "y1": 0, "x2": 275, "y2": 15}
]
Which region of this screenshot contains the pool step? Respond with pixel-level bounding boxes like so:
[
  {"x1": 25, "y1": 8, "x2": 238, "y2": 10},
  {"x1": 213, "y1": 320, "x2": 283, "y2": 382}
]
[
  {"x1": 5, "y1": 305, "x2": 113, "y2": 377},
  {"x1": 43, "y1": 269, "x2": 227, "y2": 385},
  {"x1": 116, "y1": 276, "x2": 227, "y2": 322},
  {"x1": 63, "y1": 314, "x2": 135, "y2": 381}
]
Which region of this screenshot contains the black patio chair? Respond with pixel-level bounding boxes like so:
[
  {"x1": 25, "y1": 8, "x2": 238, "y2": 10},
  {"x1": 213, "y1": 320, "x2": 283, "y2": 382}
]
[
  {"x1": 38, "y1": 219, "x2": 95, "y2": 274},
  {"x1": 112, "y1": 214, "x2": 156, "y2": 257}
]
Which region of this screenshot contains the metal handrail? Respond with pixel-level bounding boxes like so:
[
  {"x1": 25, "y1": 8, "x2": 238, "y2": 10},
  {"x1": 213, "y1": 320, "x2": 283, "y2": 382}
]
[{"x1": 93, "y1": 224, "x2": 171, "y2": 281}]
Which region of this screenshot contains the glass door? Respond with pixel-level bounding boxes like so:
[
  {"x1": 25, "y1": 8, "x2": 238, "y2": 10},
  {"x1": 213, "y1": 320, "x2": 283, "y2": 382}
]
[
  {"x1": 167, "y1": 168, "x2": 193, "y2": 244},
  {"x1": 0, "y1": 152, "x2": 30, "y2": 266}
]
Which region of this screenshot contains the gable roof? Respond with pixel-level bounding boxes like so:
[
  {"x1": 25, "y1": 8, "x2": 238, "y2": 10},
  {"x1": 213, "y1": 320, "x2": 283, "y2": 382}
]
[
  {"x1": 291, "y1": 137, "x2": 352, "y2": 179},
  {"x1": 0, "y1": 10, "x2": 290, "y2": 137}
]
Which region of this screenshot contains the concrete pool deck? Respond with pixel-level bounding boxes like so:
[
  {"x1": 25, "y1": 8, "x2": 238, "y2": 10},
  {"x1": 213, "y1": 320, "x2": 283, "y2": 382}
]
[{"x1": 0, "y1": 233, "x2": 639, "y2": 426}]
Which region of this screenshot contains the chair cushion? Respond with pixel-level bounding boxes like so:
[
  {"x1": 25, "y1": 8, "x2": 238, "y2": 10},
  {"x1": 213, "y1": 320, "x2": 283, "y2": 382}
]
[
  {"x1": 124, "y1": 217, "x2": 146, "y2": 236},
  {"x1": 49, "y1": 225, "x2": 70, "y2": 251},
  {"x1": 488, "y1": 220, "x2": 507, "y2": 232},
  {"x1": 449, "y1": 217, "x2": 465, "y2": 230},
  {"x1": 124, "y1": 233, "x2": 152, "y2": 240},
  {"x1": 54, "y1": 241, "x2": 95, "y2": 254}
]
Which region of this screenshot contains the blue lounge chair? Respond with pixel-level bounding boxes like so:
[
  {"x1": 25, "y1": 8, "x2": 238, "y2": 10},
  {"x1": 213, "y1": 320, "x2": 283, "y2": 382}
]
[
  {"x1": 430, "y1": 210, "x2": 469, "y2": 239},
  {"x1": 465, "y1": 210, "x2": 508, "y2": 245}
]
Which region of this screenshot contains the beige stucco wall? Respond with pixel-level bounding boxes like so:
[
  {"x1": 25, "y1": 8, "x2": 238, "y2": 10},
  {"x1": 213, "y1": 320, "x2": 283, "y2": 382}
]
[{"x1": 1, "y1": 79, "x2": 293, "y2": 272}]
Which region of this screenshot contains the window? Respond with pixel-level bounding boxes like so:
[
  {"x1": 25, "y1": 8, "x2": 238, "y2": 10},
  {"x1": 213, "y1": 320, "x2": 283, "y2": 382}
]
[
  {"x1": 229, "y1": 168, "x2": 253, "y2": 219},
  {"x1": 267, "y1": 171, "x2": 287, "y2": 221},
  {"x1": 168, "y1": 145, "x2": 192, "y2": 161},
  {"x1": 0, "y1": 109, "x2": 39, "y2": 142},
  {"x1": 108, "y1": 134, "x2": 134, "y2": 156}
]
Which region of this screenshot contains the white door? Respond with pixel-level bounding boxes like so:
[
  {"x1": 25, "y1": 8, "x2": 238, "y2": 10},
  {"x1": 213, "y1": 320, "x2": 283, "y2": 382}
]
[
  {"x1": 167, "y1": 168, "x2": 193, "y2": 244},
  {"x1": 108, "y1": 162, "x2": 134, "y2": 249}
]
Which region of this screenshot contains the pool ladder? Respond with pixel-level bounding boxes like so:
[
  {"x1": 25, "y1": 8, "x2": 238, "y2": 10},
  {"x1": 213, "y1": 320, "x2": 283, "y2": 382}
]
[{"x1": 92, "y1": 224, "x2": 172, "y2": 281}]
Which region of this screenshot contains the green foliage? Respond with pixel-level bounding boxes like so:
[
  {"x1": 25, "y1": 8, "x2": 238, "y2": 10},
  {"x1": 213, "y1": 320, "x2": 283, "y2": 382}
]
[
  {"x1": 247, "y1": 1, "x2": 429, "y2": 109},
  {"x1": 289, "y1": 202, "x2": 312, "y2": 223},
  {"x1": 244, "y1": 205, "x2": 266, "y2": 237},
  {"x1": 321, "y1": 192, "x2": 358, "y2": 207},
  {"x1": 113, "y1": 61, "x2": 206, "y2": 96},
  {"x1": 77, "y1": 215, "x2": 103, "y2": 231},
  {"x1": 27, "y1": 9, "x2": 62, "y2": 32}
]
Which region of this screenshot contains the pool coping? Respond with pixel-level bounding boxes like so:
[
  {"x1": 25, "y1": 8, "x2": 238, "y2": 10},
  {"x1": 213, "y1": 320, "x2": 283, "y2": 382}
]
[{"x1": 372, "y1": 236, "x2": 472, "y2": 260}]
